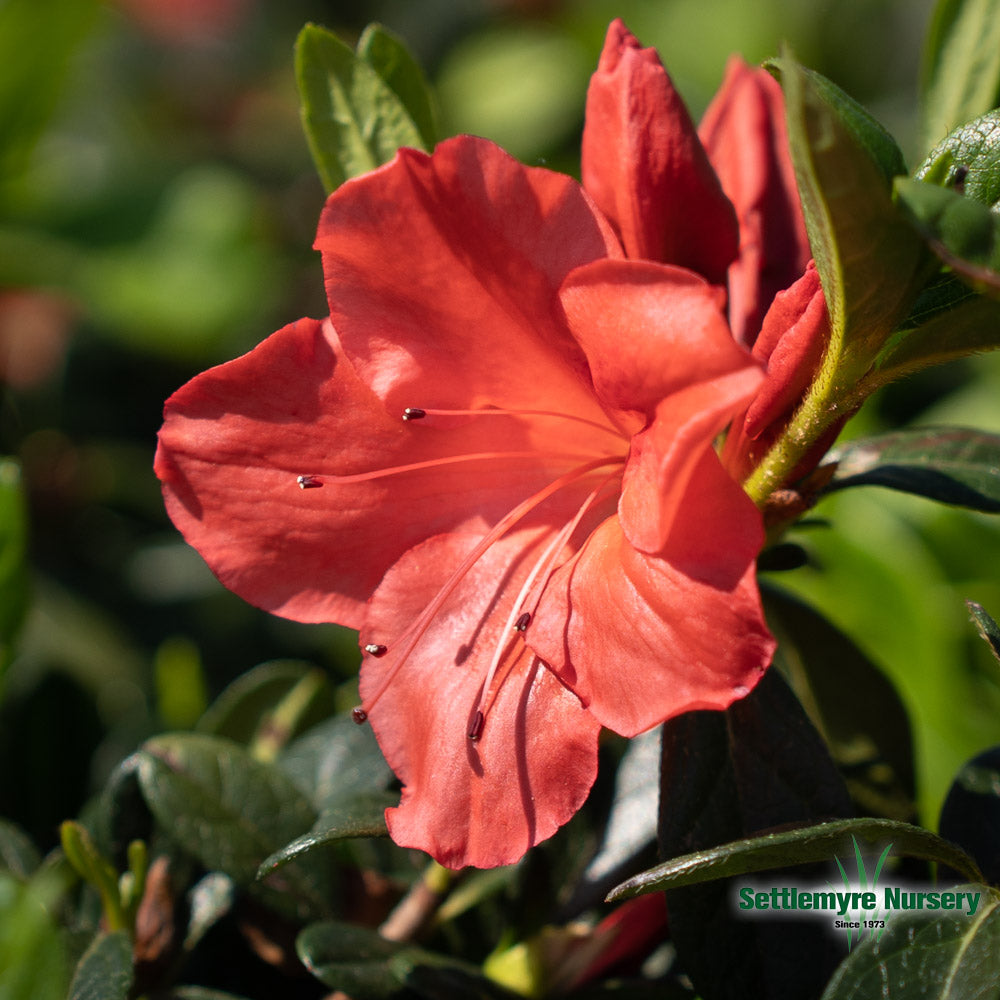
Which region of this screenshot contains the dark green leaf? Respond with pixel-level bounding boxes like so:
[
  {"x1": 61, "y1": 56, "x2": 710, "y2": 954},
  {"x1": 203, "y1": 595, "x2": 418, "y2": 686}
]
[
  {"x1": 356, "y1": 23, "x2": 438, "y2": 151},
  {"x1": 655, "y1": 667, "x2": 853, "y2": 1000},
  {"x1": 827, "y1": 427, "x2": 1000, "y2": 511},
  {"x1": 896, "y1": 176, "x2": 1000, "y2": 297},
  {"x1": 968, "y1": 601, "x2": 1000, "y2": 664},
  {"x1": 295, "y1": 22, "x2": 427, "y2": 195},
  {"x1": 159, "y1": 989, "x2": 253, "y2": 1000},
  {"x1": 196, "y1": 659, "x2": 333, "y2": 746},
  {"x1": 820, "y1": 888, "x2": 1000, "y2": 999},
  {"x1": 0, "y1": 817, "x2": 40, "y2": 879},
  {"x1": 135, "y1": 733, "x2": 330, "y2": 917},
  {"x1": 765, "y1": 585, "x2": 916, "y2": 820},
  {"x1": 611, "y1": 817, "x2": 982, "y2": 901},
  {"x1": 916, "y1": 110, "x2": 1000, "y2": 208},
  {"x1": 939, "y1": 745, "x2": 1000, "y2": 884},
  {"x1": 257, "y1": 790, "x2": 395, "y2": 878},
  {"x1": 921, "y1": 0, "x2": 1000, "y2": 149},
  {"x1": 68, "y1": 931, "x2": 133, "y2": 1000},
  {"x1": 772, "y1": 56, "x2": 927, "y2": 371},
  {"x1": 0, "y1": 457, "x2": 29, "y2": 685}
]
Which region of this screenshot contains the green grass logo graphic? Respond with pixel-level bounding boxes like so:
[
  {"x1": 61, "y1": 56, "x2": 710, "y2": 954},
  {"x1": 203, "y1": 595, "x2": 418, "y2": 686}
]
[{"x1": 833, "y1": 836, "x2": 893, "y2": 950}]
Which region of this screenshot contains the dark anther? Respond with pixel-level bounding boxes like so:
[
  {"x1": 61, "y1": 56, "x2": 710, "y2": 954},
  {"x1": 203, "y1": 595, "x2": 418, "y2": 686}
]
[
  {"x1": 297, "y1": 475, "x2": 323, "y2": 489},
  {"x1": 352, "y1": 707, "x2": 368, "y2": 724},
  {"x1": 514, "y1": 612, "x2": 531, "y2": 632},
  {"x1": 468, "y1": 710, "x2": 485, "y2": 741},
  {"x1": 364, "y1": 643, "x2": 388, "y2": 657},
  {"x1": 402, "y1": 407, "x2": 427, "y2": 421}
]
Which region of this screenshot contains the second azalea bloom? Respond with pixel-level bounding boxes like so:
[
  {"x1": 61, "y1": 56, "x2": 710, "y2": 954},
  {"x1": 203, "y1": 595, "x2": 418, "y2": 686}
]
[{"x1": 154, "y1": 22, "x2": 804, "y2": 869}]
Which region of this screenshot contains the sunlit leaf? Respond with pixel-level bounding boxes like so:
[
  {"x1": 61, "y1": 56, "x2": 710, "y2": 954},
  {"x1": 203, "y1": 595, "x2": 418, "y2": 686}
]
[
  {"x1": 67, "y1": 931, "x2": 133, "y2": 1000},
  {"x1": 610, "y1": 818, "x2": 982, "y2": 902},
  {"x1": 295, "y1": 22, "x2": 428, "y2": 194},
  {"x1": 921, "y1": 0, "x2": 1000, "y2": 149},
  {"x1": 821, "y1": 888, "x2": 1000, "y2": 999},
  {"x1": 915, "y1": 110, "x2": 1000, "y2": 208},
  {"x1": 827, "y1": 427, "x2": 1000, "y2": 511}
]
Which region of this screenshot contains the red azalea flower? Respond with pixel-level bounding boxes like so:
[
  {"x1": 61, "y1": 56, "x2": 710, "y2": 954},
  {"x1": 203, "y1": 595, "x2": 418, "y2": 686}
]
[{"x1": 155, "y1": 25, "x2": 786, "y2": 869}]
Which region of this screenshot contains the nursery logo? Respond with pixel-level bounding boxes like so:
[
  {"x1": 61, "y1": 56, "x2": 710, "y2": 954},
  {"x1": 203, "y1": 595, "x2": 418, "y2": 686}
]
[{"x1": 733, "y1": 837, "x2": 982, "y2": 950}]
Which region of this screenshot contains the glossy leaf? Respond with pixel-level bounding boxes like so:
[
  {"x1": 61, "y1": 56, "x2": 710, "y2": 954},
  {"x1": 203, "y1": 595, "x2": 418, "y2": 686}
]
[
  {"x1": 611, "y1": 817, "x2": 982, "y2": 902},
  {"x1": 916, "y1": 110, "x2": 1000, "y2": 208},
  {"x1": 135, "y1": 732, "x2": 329, "y2": 916},
  {"x1": 827, "y1": 426, "x2": 1000, "y2": 511},
  {"x1": 356, "y1": 23, "x2": 438, "y2": 151},
  {"x1": 764, "y1": 585, "x2": 916, "y2": 820},
  {"x1": 939, "y1": 745, "x2": 1000, "y2": 884},
  {"x1": 772, "y1": 56, "x2": 927, "y2": 369},
  {"x1": 655, "y1": 667, "x2": 853, "y2": 1000},
  {"x1": 295, "y1": 22, "x2": 428, "y2": 194},
  {"x1": 257, "y1": 790, "x2": 395, "y2": 878},
  {"x1": 921, "y1": 0, "x2": 1000, "y2": 149},
  {"x1": 68, "y1": 931, "x2": 133, "y2": 1000},
  {"x1": 821, "y1": 888, "x2": 1000, "y2": 999},
  {"x1": 968, "y1": 601, "x2": 1000, "y2": 664},
  {"x1": 0, "y1": 457, "x2": 29, "y2": 684},
  {"x1": 896, "y1": 176, "x2": 1000, "y2": 297}
]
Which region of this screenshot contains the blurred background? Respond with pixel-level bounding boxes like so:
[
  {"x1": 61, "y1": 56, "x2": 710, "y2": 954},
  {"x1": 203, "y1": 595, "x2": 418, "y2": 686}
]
[{"x1": 6, "y1": 0, "x2": 999, "y2": 872}]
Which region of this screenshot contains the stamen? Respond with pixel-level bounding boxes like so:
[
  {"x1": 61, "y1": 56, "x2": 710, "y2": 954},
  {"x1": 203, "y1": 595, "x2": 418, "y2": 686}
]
[
  {"x1": 357, "y1": 455, "x2": 624, "y2": 720},
  {"x1": 468, "y1": 471, "x2": 619, "y2": 740},
  {"x1": 364, "y1": 643, "x2": 388, "y2": 657},
  {"x1": 296, "y1": 475, "x2": 323, "y2": 489},
  {"x1": 400, "y1": 405, "x2": 625, "y2": 440},
  {"x1": 352, "y1": 707, "x2": 368, "y2": 724},
  {"x1": 468, "y1": 710, "x2": 485, "y2": 741},
  {"x1": 324, "y1": 451, "x2": 592, "y2": 485}
]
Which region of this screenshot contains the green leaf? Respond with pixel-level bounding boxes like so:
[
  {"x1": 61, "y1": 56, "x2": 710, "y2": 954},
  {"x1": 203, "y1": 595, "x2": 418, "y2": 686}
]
[
  {"x1": 916, "y1": 110, "x2": 1000, "y2": 208},
  {"x1": 821, "y1": 888, "x2": 1000, "y2": 999},
  {"x1": 67, "y1": 931, "x2": 133, "y2": 1000},
  {"x1": 772, "y1": 56, "x2": 927, "y2": 371},
  {"x1": 297, "y1": 920, "x2": 516, "y2": 1000},
  {"x1": 135, "y1": 732, "x2": 330, "y2": 917},
  {"x1": 356, "y1": 23, "x2": 438, "y2": 151},
  {"x1": 257, "y1": 790, "x2": 394, "y2": 878},
  {"x1": 896, "y1": 176, "x2": 1000, "y2": 298},
  {"x1": 764, "y1": 586, "x2": 916, "y2": 820},
  {"x1": 921, "y1": 0, "x2": 1000, "y2": 149},
  {"x1": 0, "y1": 457, "x2": 29, "y2": 687},
  {"x1": 655, "y1": 667, "x2": 853, "y2": 1000},
  {"x1": 939, "y1": 745, "x2": 1000, "y2": 884},
  {"x1": 610, "y1": 818, "x2": 982, "y2": 902},
  {"x1": 295, "y1": 22, "x2": 429, "y2": 195},
  {"x1": 968, "y1": 601, "x2": 1000, "y2": 664},
  {"x1": 196, "y1": 659, "x2": 334, "y2": 747},
  {"x1": 827, "y1": 426, "x2": 1000, "y2": 511}
]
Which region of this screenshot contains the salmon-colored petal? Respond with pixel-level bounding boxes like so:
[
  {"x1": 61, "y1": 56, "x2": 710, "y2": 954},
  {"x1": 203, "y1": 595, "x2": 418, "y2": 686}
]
[
  {"x1": 360, "y1": 531, "x2": 602, "y2": 870},
  {"x1": 699, "y1": 57, "x2": 811, "y2": 346},
  {"x1": 317, "y1": 135, "x2": 621, "y2": 427},
  {"x1": 529, "y1": 515, "x2": 774, "y2": 738},
  {"x1": 581, "y1": 19, "x2": 738, "y2": 281}
]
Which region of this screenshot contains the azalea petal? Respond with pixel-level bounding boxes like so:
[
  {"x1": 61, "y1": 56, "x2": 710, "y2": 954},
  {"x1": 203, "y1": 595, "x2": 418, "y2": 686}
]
[
  {"x1": 316, "y1": 134, "x2": 622, "y2": 425},
  {"x1": 581, "y1": 19, "x2": 738, "y2": 281},
  {"x1": 359, "y1": 530, "x2": 602, "y2": 870},
  {"x1": 155, "y1": 317, "x2": 595, "y2": 628},
  {"x1": 699, "y1": 57, "x2": 811, "y2": 346},
  {"x1": 529, "y1": 514, "x2": 774, "y2": 738},
  {"x1": 559, "y1": 258, "x2": 756, "y2": 418},
  {"x1": 618, "y1": 367, "x2": 766, "y2": 556}
]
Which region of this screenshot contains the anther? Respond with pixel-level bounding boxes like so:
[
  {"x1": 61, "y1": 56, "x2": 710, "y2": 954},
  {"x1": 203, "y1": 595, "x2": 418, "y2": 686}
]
[
  {"x1": 352, "y1": 707, "x2": 368, "y2": 724},
  {"x1": 364, "y1": 643, "x2": 388, "y2": 657},
  {"x1": 514, "y1": 612, "x2": 531, "y2": 632},
  {"x1": 402, "y1": 407, "x2": 426, "y2": 421},
  {"x1": 297, "y1": 475, "x2": 323, "y2": 489},
  {"x1": 468, "y1": 710, "x2": 485, "y2": 741}
]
